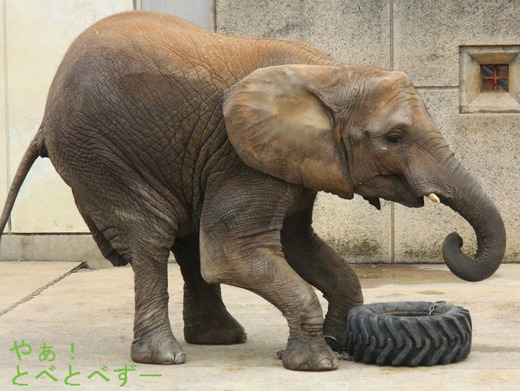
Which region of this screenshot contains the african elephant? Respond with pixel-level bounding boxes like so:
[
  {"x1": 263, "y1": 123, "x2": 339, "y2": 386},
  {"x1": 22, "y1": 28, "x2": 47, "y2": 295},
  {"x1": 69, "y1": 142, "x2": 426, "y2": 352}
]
[{"x1": 0, "y1": 11, "x2": 506, "y2": 371}]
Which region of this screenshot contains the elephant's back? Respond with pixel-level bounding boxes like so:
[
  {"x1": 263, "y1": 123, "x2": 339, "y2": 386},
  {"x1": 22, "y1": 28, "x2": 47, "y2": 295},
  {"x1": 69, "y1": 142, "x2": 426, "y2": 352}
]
[
  {"x1": 42, "y1": 11, "x2": 259, "y2": 144},
  {"x1": 60, "y1": 11, "x2": 258, "y2": 89},
  {"x1": 40, "y1": 12, "x2": 237, "y2": 216},
  {"x1": 58, "y1": 10, "x2": 334, "y2": 89},
  {"x1": 43, "y1": 10, "x2": 335, "y2": 133},
  {"x1": 40, "y1": 10, "x2": 334, "y2": 218}
]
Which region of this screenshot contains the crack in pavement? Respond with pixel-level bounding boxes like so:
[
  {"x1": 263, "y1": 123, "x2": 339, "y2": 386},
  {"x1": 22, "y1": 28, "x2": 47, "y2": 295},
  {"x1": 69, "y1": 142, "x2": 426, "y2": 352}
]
[{"x1": 0, "y1": 261, "x2": 88, "y2": 316}]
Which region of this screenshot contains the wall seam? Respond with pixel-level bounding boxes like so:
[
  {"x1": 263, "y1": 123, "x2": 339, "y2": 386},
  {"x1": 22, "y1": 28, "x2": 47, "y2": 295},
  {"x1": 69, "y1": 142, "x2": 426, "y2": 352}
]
[
  {"x1": 2, "y1": 0, "x2": 10, "y2": 234},
  {"x1": 211, "y1": 0, "x2": 216, "y2": 32},
  {"x1": 389, "y1": 0, "x2": 395, "y2": 263},
  {"x1": 417, "y1": 86, "x2": 459, "y2": 90}
]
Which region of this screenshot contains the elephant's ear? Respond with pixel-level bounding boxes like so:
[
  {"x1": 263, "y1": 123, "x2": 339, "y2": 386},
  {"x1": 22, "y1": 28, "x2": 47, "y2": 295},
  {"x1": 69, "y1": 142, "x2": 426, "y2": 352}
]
[{"x1": 223, "y1": 65, "x2": 353, "y2": 199}]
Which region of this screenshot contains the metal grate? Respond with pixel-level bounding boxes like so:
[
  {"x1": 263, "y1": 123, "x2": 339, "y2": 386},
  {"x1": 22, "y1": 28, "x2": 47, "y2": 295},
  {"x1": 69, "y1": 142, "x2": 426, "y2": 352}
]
[{"x1": 481, "y1": 65, "x2": 509, "y2": 92}]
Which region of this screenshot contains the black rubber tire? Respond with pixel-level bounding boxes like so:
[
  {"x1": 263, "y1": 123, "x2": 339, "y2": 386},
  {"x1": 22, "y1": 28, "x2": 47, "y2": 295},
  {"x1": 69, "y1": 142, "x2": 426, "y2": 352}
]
[{"x1": 346, "y1": 301, "x2": 472, "y2": 366}]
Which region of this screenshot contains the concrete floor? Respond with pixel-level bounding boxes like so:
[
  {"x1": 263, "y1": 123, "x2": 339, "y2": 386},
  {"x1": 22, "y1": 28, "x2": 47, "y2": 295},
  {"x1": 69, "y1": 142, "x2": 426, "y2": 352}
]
[{"x1": 0, "y1": 261, "x2": 519, "y2": 390}]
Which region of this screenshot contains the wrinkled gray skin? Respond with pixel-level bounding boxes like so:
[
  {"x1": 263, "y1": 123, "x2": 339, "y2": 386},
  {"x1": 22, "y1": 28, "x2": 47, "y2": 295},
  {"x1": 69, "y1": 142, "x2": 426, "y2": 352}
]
[{"x1": 0, "y1": 11, "x2": 506, "y2": 371}]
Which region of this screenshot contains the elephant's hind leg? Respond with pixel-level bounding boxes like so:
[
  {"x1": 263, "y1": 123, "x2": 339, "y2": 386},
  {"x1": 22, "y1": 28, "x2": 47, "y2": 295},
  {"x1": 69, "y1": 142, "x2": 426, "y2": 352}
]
[
  {"x1": 74, "y1": 199, "x2": 128, "y2": 267},
  {"x1": 130, "y1": 247, "x2": 186, "y2": 365},
  {"x1": 74, "y1": 194, "x2": 185, "y2": 365},
  {"x1": 173, "y1": 233, "x2": 246, "y2": 345}
]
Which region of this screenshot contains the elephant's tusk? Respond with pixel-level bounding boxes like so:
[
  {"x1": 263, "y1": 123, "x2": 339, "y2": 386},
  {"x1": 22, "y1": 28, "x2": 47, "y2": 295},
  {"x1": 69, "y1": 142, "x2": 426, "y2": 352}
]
[{"x1": 427, "y1": 193, "x2": 440, "y2": 204}]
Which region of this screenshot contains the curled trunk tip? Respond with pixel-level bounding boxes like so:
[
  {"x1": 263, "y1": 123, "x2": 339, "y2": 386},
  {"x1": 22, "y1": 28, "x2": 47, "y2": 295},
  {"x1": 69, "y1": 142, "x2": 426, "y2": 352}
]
[
  {"x1": 437, "y1": 164, "x2": 506, "y2": 282},
  {"x1": 441, "y1": 217, "x2": 506, "y2": 282}
]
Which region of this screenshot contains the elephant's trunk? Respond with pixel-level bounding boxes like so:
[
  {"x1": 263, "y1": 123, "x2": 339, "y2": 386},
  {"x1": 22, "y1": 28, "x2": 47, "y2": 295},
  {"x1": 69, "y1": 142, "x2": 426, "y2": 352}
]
[{"x1": 436, "y1": 161, "x2": 506, "y2": 282}]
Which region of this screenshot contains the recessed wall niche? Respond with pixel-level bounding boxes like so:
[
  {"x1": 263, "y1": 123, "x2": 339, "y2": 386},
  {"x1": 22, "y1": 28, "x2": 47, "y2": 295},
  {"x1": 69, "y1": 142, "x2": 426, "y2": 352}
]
[{"x1": 460, "y1": 46, "x2": 520, "y2": 113}]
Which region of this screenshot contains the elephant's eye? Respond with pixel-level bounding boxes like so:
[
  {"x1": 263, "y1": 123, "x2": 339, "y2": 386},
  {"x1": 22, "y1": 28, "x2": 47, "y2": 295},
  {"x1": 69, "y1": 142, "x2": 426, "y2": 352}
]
[{"x1": 386, "y1": 131, "x2": 404, "y2": 144}]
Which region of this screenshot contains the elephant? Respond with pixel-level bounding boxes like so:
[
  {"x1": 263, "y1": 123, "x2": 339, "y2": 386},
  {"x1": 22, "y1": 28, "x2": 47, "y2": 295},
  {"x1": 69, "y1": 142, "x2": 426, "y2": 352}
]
[{"x1": 0, "y1": 11, "x2": 506, "y2": 371}]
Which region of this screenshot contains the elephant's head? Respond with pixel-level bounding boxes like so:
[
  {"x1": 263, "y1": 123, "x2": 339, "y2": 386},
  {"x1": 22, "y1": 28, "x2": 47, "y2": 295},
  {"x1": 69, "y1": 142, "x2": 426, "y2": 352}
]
[{"x1": 223, "y1": 64, "x2": 506, "y2": 282}]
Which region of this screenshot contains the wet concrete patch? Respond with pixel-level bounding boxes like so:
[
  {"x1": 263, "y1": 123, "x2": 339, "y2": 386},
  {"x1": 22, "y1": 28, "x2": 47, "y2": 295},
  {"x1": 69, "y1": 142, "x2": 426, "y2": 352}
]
[
  {"x1": 352, "y1": 264, "x2": 460, "y2": 288},
  {"x1": 418, "y1": 290, "x2": 446, "y2": 295},
  {"x1": 473, "y1": 345, "x2": 520, "y2": 353}
]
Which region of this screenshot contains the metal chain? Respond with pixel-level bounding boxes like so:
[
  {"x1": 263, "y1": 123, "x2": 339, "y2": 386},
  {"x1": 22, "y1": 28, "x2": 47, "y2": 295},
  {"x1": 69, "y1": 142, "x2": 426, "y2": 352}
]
[{"x1": 427, "y1": 300, "x2": 446, "y2": 316}]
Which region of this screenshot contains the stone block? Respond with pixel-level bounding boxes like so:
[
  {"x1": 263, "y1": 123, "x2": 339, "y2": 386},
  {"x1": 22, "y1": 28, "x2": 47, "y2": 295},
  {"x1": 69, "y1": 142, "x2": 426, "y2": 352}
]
[
  {"x1": 141, "y1": 0, "x2": 212, "y2": 29},
  {"x1": 216, "y1": 0, "x2": 390, "y2": 67},
  {"x1": 8, "y1": 159, "x2": 87, "y2": 233},
  {"x1": 313, "y1": 193, "x2": 392, "y2": 263},
  {"x1": 0, "y1": 5, "x2": 6, "y2": 215},
  {"x1": 394, "y1": 0, "x2": 520, "y2": 87},
  {"x1": 0, "y1": 234, "x2": 173, "y2": 267},
  {"x1": 0, "y1": 234, "x2": 106, "y2": 263},
  {"x1": 395, "y1": 89, "x2": 519, "y2": 263},
  {"x1": 5, "y1": 0, "x2": 133, "y2": 233}
]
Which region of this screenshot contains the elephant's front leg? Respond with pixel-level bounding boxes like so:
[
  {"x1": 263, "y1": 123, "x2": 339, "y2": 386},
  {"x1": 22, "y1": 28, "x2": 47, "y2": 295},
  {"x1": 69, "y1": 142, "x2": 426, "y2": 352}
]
[
  {"x1": 200, "y1": 172, "x2": 338, "y2": 371},
  {"x1": 281, "y1": 192, "x2": 364, "y2": 351}
]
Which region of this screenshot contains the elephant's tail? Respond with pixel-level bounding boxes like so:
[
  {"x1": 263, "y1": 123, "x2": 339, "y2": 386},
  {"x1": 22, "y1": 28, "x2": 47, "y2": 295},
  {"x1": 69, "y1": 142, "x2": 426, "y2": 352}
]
[{"x1": 0, "y1": 126, "x2": 47, "y2": 247}]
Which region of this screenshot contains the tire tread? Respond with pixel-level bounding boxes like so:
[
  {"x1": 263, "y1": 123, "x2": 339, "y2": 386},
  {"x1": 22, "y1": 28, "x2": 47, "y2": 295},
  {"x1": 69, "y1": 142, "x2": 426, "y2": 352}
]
[{"x1": 346, "y1": 302, "x2": 472, "y2": 366}]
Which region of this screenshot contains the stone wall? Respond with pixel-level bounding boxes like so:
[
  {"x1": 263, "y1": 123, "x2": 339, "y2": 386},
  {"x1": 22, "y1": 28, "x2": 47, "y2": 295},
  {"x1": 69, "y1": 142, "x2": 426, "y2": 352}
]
[
  {"x1": 216, "y1": 0, "x2": 520, "y2": 264},
  {"x1": 0, "y1": 1, "x2": 135, "y2": 262},
  {"x1": 0, "y1": 1, "x2": 518, "y2": 264},
  {"x1": 0, "y1": 1, "x2": 212, "y2": 263}
]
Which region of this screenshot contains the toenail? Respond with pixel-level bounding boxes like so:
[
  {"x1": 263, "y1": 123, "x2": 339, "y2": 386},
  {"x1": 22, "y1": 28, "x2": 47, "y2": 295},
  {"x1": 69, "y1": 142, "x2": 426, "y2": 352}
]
[
  {"x1": 174, "y1": 353, "x2": 186, "y2": 364},
  {"x1": 319, "y1": 359, "x2": 332, "y2": 369},
  {"x1": 161, "y1": 355, "x2": 174, "y2": 364}
]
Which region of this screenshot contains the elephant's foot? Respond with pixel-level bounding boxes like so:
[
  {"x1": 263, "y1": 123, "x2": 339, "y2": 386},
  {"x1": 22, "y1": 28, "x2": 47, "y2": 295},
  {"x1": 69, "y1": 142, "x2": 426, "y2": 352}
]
[
  {"x1": 281, "y1": 337, "x2": 339, "y2": 371},
  {"x1": 131, "y1": 333, "x2": 186, "y2": 365},
  {"x1": 323, "y1": 316, "x2": 348, "y2": 351},
  {"x1": 184, "y1": 312, "x2": 247, "y2": 345}
]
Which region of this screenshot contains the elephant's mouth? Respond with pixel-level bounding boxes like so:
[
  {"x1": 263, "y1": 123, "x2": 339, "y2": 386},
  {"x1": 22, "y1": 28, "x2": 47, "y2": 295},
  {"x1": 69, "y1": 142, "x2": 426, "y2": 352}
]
[
  {"x1": 395, "y1": 175, "x2": 427, "y2": 208},
  {"x1": 401, "y1": 195, "x2": 426, "y2": 208},
  {"x1": 368, "y1": 174, "x2": 425, "y2": 209},
  {"x1": 389, "y1": 191, "x2": 425, "y2": 208}
]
